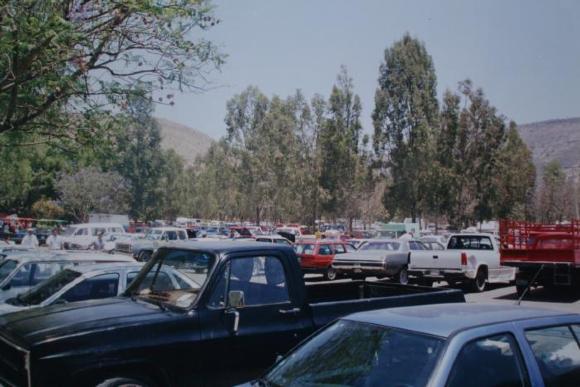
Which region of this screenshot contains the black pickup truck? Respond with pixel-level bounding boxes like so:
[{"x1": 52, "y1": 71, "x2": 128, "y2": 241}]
[{"x1": 0, "y1": 241, "x2": 465, "y2": 387}]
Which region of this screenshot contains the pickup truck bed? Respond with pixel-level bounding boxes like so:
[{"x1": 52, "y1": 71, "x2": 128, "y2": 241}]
[{"x1": 306, "y1": 281, "x2": 464, "y2": 326}]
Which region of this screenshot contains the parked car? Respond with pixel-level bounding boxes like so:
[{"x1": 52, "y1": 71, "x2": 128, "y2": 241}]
[
  {"x1": 333, "y1": 239, "x2": 426, "y2": 283},
  {"x1": 0, "y1": 241, "x2": 465, "y2": 387},
  {"x1": 500, "y1": 219, "x2": 580, "y2": 296},
  {"x1": 295, "y1": 239, "x2": 357, "y2": 280},
  {"x1": 0, "y1": 262, "x2": 196, "y2": 315},
  {"x1": 254, "y1": 235, "x2": 293, "y2": 246},
  {"x1": 0, "y1": 252, "x2": 134, "y2": 302},
  {"x1": 409, "y1": 233, "x2": 516, "y2": 291},
  {"x1": 249, "y1": 303, "x2": 580, "y2": 387},
  {"x1": 61, "y1": 223, "x2": 126, "y2": 250},
  {"x1": 131, "y1": 227, "x2": 189, "y2": 261},
  {"x1": 420, "y1": 235, "x2": 447, "y2": 250}
]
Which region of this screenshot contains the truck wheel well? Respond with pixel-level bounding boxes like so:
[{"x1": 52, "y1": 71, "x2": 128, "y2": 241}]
[{"x1": 74, "y1": 364, "x2": 167, "y2": 387}]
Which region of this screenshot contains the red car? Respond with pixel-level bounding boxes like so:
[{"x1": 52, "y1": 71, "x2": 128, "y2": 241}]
[{"x1": 294, "y1": 240, "x2": 356, "y2": 280}]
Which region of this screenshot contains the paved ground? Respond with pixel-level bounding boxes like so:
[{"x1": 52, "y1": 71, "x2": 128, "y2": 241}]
[{"x1": 464, "y1": 283, "x2": 580, "y2": 314}]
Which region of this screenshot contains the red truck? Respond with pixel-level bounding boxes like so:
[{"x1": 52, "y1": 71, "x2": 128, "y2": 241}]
[
  {"x1": 295, "y1": 239, "x2": 356, "y2": 280},
  {"x1": 499, "y1": 219, "x2": 580, "y2": 296}
]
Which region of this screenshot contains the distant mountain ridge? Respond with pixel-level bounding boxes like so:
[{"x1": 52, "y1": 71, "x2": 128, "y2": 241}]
[
  {"x1": 517, "y1": 117, "x2": 580, "y2": 180},
  {"x1": 155, "y1": 117, "x2": 214, "y2": 166}
]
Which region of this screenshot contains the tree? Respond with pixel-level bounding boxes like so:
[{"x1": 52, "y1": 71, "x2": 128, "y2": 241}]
[
  {"x1": 372, "y1": 34, "x2": 439, "y2": 222},
  {"x1": 536, "y1": 161, "x2": 568, "y2": 222},
  {"x1": 158, "y1": 150, "x2": 193, "y2": 221},
  {"x1": 319, "y1": 66, "x2": 363, "y2": 226},
  {"x1": 31, "y1": 198, "x2": 64, "y2": 219},
  {"x1": 114, "y1": 87, "x2": 165, "y2": 221},
  {"x1": 56, "y1": 167, "x2": 130, "y2": 222},
  {"x1": 0, "y1": 0, "x2": 223, "y2": 140},
  {"x1": 494, "y1": 122, "x2": 536, "y2": 220}
]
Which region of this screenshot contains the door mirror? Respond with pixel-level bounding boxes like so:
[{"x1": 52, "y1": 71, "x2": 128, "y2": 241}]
[{"x1": 228, "y1": 290, "x2": 245, "y2": 308}]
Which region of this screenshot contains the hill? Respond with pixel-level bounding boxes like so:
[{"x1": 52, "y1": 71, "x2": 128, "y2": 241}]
[
  {"x1": 517, "y1": 117, "x2": 580, "y2": 180},
  {"x1": 155, "y1": 118, "x2": 214, "y2": 165}
]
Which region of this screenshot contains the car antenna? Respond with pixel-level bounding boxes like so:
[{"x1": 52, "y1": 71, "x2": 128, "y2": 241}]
[{"x1": 515, "y1": 264, "x2": 544, "y2": 306}]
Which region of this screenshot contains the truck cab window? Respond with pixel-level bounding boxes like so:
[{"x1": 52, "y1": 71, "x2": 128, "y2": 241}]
[
  {"x1": 227, "y1": 256, "x2": 290, "y2": 306},
  {"x1": 446, "y1": 334, "x2": 528, "y2": 387}
]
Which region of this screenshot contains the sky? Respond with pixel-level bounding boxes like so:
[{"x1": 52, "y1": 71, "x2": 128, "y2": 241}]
[{"x1": 155, "y1": 0, "x2": 580, "y2": 139}]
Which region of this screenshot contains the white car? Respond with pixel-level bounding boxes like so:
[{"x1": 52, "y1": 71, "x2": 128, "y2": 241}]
[
  {"x1": 409, "y1": 233, "x2": 516, "y2": 291},
  {"x1": 0, "y1": 251, "x2": 134, "y2": 302},
  {"x1": 0, "y1": 262, "x2": 196, "y2": 315},
  {"x1": 61, "y1": 223, "x2": 126, "y2": 249},
  {"x1": 131, "y1": 227, "x2": 189, "y2": 261}
]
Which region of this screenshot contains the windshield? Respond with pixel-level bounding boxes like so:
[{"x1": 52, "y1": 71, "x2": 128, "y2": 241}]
[
  {"x1": 144, "y1": 229, "x2": 163, "y2": 240},
  {"x1": 266, "y1": 319, "x2": 444, "y2": 387},
  {"x1": 0, "y1": 260, "x2": 17, "y2": 283},
  {"x1": 126, "y1": 248, "x2": 215, "y2": 309},
  {"x1": 62, "y1": 227, "x2": 77, "y2": 236},
  {"x1": 12, "y1": 269, "x2": 81, "y2": 306},
  {"x1": 360, "y1": 242, "x2": 400, "y2": 251}
]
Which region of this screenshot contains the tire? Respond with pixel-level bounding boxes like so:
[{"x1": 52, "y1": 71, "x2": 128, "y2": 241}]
[
  {"x1": 96, "y1": 377, "x2": 152, "y2": 387},
  {"x1": 138, "y1": 251, "x2": 152, "y2": 262},
  {"x1": 470, "y1": 268, "x2": 487, "y2": 292},
  {"x1": 396, "y1": 267, "x2": 409, "y2": 285},
  {"x1": 324, "y1": 267, "x2": 337, "y2": 281}
]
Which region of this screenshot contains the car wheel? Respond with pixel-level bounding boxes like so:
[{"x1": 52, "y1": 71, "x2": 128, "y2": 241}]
[
  {"x1": 325, "y1": 267, "x2": 337, "y2": 281},
  {"x1": 396, "y1": 267, "x2": 409, "y2": 285},
  {"x1": 471, "y1": 268, "x2": 487, "y2": 292},
  {"x1": 96, "y1": 377, "x2": 152, "y2": 387},
  {"x1": 138, "y1": 251, "x2": 152, "y2": 262}
]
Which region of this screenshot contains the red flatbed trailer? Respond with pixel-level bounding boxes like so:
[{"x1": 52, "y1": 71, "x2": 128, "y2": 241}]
[{"x1": 499, "y1": 219, "x2": 580, "y2": 296}]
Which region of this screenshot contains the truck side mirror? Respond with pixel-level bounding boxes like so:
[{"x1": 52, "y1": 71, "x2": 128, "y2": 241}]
[{"x1": 228, "y1": 290, "x2": 245, "y2": 308}]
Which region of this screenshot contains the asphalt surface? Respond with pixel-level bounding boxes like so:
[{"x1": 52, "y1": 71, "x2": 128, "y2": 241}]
[{"x1": 305, "y1": 274, "x2": 580, "y2": 314}]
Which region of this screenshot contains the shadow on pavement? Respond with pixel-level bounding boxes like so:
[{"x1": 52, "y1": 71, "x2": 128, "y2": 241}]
[{"x1": 496, "y1": 287, "x2": 580, "y2": 304}]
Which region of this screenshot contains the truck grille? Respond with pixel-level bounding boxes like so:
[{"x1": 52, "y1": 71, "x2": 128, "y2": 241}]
[
  {"x1": 116, "y1": 243, "x2": 132, "y2": 253},
  {"x1": 0, "y1": 335, "x2": 29, "y2": 386}
]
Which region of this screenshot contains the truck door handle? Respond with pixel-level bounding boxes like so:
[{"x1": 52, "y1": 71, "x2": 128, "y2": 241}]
[
  {"x1": 279, "y1": 307, "x2": 301, "y2": 315},
  {"x1": 225, "y1": 309, "x2": 240, "y2": 333},
  {"x1": 433, "y1": 255, "x2": 439, "y2": 259}
]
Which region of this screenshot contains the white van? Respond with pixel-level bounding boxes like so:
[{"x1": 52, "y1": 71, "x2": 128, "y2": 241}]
[{"x1": 61, "y1": 223, "x2": 126, "y2": 249}]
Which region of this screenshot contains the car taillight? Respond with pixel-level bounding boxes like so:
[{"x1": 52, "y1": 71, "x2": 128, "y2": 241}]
[{"x1": 461, "y1": 252, "x2": 467, "y2": 266}]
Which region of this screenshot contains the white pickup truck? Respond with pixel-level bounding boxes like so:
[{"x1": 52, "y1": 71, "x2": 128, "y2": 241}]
[{"x1": 409, "y1": 233, "x2": 515, "y2": 292}]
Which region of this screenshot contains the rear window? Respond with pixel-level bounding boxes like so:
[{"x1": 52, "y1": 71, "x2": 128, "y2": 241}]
[
  {"x1": 447, "y1": 236, "x2": 493, "y2": 250},
  {"x1": 360, "y1": 242, "x2": 400, "y2": 251}
]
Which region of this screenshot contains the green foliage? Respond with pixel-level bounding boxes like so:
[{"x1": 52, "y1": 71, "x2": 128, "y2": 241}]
[
  {"x1": 537, "y1": 160, "x2": 571, "y2": 222},
  {"x1": 373, "y1": 34, "x2": 439, "y2": 222},
  {"x1": 0, "y1": 0, "x2": 223, "y2": 141},
  {"x1": 31, "y1": 198, "x2": 64, "y2": 219},
  {"x1": 112, "y1": 87, "x2": 166, "y2": 221}
]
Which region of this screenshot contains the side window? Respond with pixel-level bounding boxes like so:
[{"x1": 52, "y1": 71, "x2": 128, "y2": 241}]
[
  {"x1": 525, "y1": 325, "x2": 580, "y2": 386},
  {"x1": 92, "y1": 228, "x2": 106, "y2": 236},
  {"x1": 178, "y1": 231, "x2": 187, "y2": 240},
  {"x1": 346, "y1": 244, "x2": 357, "y2": 252},
  {"x1": 226, "y1": 256, "x2": 290, "y2": 306},
  {"x1": 446, "y1": 334, "x2": 528, "y2": 387},
  {"x1": 479, "y1": 237, "x2": 493, "y2": 250},
  {"x1": 433, "y1": 243, "x2": 445, "y2": 251},
  {"x1": 318, "y1": 245, "x2": 332, "y2": 255},
  {"x1": 409, "y1": 241, "x2": 424, "y2": 250},
  {"x1": 207, "y1": 266, "x2": 228, "y2": 308},
  {"x1": 75, "y1": 228, "x2": 88, "y2": 236},
  {"x1": 30, "y1": 263, "x2": 68, "y2": 286},
  {"x1": 10, "y1": 264, "x2": 32, "y2": 287},
  {"x1": 166, "y1": 231, "x2": 178, "y2": 241},
  {"x1": 334, "y1": 244, "x2": 346, "y2": 254},
  {"x1": 61, "y1": 273, "x2": 120, "y2": 303}
]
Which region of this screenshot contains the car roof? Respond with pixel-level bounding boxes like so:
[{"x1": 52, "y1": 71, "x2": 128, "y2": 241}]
[
  {"x1": 4, "y1": 251, "x2": 135, "y2": 263},
  {"x1": 69, "y1": 262, "x2": 145, "y2": 274},
  {"x1": 159, "y1": 240, "x2": 295, "y2": 255},
  {"x1": 345, "y1": 303, "x2": 576, "y2": 338},
  {"x1": 148, "y1": 227, "x2": 185, "y2": 231},
  {"x1": 66, "y1": 223, "x2": 124, "y2": 228}
]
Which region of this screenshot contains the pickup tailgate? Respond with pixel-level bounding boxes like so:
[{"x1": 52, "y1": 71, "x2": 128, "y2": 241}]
[{"x1": 306, "y1": 281, "x2": 465, "y2": 328}]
